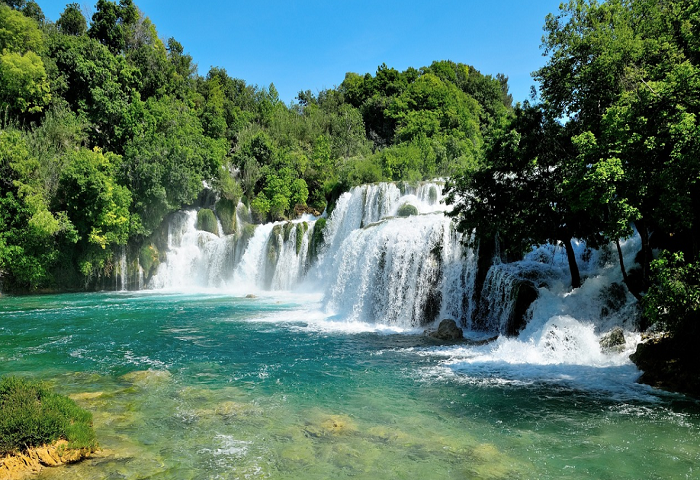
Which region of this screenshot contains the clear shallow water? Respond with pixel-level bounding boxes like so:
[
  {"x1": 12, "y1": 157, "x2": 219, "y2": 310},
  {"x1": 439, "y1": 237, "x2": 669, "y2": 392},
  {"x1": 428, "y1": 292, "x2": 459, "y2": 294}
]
[{"x1": 1, "y1": 292, "x2": 699, "y2": 479}]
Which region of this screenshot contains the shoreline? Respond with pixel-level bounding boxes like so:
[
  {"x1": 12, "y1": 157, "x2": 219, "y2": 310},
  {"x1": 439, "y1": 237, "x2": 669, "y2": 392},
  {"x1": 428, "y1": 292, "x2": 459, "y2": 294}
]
[{"x1": 0, "y1": 441, "x2": 94, "y2": 480}]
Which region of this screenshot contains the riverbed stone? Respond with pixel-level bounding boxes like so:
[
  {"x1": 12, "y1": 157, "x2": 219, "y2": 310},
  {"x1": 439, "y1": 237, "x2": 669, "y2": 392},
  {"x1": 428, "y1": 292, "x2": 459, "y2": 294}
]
[
  {"x1": 599, "y1": 327, "x2": 625, "y2": 352},
  {"x1": 429, "y1": 319, "x2": 464, "y2": 340}
]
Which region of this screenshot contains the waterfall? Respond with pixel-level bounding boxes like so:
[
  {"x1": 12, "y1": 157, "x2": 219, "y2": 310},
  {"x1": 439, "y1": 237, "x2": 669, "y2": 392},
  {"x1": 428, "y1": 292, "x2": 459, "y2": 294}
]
[
  {"x1": 144, "y1": 181, "x2": 640, "y2": 337},
  {"x1": 116, "y1": 247, "x2": 127, "y2": 291},
  {"x1": 146, "y1": 182, "x2": 477, "y2": 326},
  {"x1": 319, "y1": 214, "x2": 475, "y2": 327}
]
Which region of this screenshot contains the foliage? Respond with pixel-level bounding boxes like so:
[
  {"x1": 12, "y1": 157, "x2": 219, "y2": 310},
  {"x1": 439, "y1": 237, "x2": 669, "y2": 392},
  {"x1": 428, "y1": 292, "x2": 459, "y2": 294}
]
[
  {"x1": 196, "y1": 208, "x2": 218, "y2": 235},
  {"x1": 56, "y1": 3, "x2": 86, "y2": 36},
  {"x1": 0, "y1": 376, "x2": 97, "y2": 455},
  {"x1": 642, "y1": 251, "x2": 700, "y2": 335},
  {"x1": 0, "y1": 0, "x2": 513, "y2": 289},
  {"x1": 0, "y1": 50, "x2": 51, "y2": 117},
  {"x1": 55, "y1": 147, "x2": 132, "y2": 279},
  {"x1": 0, "y1": 129, "x2": 75, "y2": 289},
  {"x1": 120, "y1": 96, "x2": 227, "y2": 235},
  {"x1": 397, "y1": 203, "x2": 418, "y2": 217},
  {"x1": 0, "y1": 4, "x2": 43, "y2": 53},
  {"x1": 215, "y1": 198, "x2": 237, "y2": 235}
]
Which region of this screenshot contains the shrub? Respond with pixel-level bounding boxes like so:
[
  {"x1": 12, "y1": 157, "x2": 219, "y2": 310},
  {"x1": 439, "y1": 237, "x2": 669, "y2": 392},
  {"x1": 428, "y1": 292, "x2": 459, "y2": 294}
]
[
  {"x1": 196, "y1": 208, "x2": 219, "y2": 235},
  {"x1": 397, "y1": 203, "x2": 419, "y2": 217},
  {"x1": 0, "y1": 376, "x2": 97, "y2": 455},
  {"x1": 642, "y1": 251, "x2": 700, "y2": 335},
  {"x1": 215, "y1": 198, "x2": 237, "y2": 235}
]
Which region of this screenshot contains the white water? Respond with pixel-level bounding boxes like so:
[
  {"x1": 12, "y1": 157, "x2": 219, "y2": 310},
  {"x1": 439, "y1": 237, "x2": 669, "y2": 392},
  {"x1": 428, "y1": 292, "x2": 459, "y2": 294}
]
[{"x1": 145, "y1": 181, "x2": 644, "y2": 383}]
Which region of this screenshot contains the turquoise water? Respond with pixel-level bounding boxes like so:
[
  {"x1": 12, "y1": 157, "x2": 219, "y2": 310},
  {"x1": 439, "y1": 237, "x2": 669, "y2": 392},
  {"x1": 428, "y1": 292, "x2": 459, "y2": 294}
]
[{"x1": 1, "y1": 291, "x2": 698, "y2": 479}]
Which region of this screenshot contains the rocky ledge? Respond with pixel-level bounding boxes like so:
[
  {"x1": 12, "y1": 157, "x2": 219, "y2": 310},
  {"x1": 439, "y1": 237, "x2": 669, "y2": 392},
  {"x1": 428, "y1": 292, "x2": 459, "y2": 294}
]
[
  {"x1": 0, "y1": 440, "x2": 94, "y2": 480},
  {"x1": 630, "y1": 333, "x2": 700, "y2": 398}
]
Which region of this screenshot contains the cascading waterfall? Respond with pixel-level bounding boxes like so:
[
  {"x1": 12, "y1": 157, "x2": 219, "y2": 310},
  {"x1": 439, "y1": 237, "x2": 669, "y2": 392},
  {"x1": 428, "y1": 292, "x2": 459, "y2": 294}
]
[
  {"x1": 145, "y1": 181, "x2": 641, "y2": 349},
  {"x1": 147, "y1": 182, "x2": 477, "y2": 326},
  {"x1": 319, "y1": 214, "x2": 475, "y2": 326}
]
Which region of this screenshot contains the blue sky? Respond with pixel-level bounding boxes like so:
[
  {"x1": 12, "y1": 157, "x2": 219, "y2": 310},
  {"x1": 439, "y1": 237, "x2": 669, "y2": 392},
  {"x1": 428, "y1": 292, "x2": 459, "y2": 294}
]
[{"x1": 42, "y1": 1, "x2": 564, "y2": 105}]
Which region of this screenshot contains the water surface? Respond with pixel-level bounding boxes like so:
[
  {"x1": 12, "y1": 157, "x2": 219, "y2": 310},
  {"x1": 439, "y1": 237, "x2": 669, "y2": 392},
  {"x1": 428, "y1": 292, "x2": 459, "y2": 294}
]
[{"x1": 1, "y1": 291, "x2": 698, "y2": 479}]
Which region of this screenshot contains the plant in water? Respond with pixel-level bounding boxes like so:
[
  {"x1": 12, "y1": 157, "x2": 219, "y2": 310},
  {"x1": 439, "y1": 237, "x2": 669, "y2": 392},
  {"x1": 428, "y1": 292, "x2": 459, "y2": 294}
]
[
  {"x1": 397, "y1": 203, "x2": 419, "y2": 217},
  {"x1": 196, "y1": 208, "x2": 219, "y2": 235},
  {"x1": 0, "y1": 376, "x2": 97, "y2": 455}
]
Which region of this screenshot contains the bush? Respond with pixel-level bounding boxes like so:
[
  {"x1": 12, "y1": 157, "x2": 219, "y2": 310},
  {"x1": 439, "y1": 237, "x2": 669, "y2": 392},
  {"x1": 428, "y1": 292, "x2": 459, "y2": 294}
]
[
  {"x1": 196, "y1": 208, "x2": 219, "y2": 235},
  {"x1": 215, "y1": 198, "x2": 237, "y2": 235},
  {"x1": 0, "y1": 376, "x2": 97, "y2": 455},
  {"x1": 397, "y1": 203, "x2": 419, "y2": 217},
  {"x1": 642, "y1": 251, "x2": 700, "y2": 335},
  {"x1": 308, "y1": 218, "x2": 327, "y2": 262}
]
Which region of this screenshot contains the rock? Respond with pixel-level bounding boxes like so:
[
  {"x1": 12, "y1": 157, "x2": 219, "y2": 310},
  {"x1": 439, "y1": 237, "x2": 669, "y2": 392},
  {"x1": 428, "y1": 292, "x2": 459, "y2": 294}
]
[
  {"x1": 429, "y1": 319, "x2": 464, "y2": 341},
  {"x1": 121, "y1": 369, "x2": 172, "y2": 386},
  {"x1": 507, "y1": 280, "x2": 539, "y2": 336},
  {"x1": 0, "y1": 440, "x2": 93, "y2": 480},
  {"x1": 599, "y1": 327, "x2": 625, "y2": 352},
  {"x1": 245, "y1": 294, "x2": 256, "y2": 299},
  {"x1": 630, "y1": 334, "x2": 700, "y2": 398},
  {"x1": 196, "y1": 208, "x2": 219, "y2": 235}
]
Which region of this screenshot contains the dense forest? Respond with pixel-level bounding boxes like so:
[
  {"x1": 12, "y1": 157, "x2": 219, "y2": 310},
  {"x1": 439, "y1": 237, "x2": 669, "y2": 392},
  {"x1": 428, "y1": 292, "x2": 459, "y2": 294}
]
[
  {"x1": 0, "y1": 0, "x2": 512, "y2": 292},
  {"x1": 1, "y1": 0, "x2": 699, "y2": 357}
]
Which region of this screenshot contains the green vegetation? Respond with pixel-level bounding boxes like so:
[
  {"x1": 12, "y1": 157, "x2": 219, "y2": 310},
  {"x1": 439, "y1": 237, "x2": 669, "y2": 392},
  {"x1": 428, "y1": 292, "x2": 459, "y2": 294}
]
[
  {"x1": 196, "y1": 208, "x2": 218, "y2": 235},
  {"x1": 0, "y1": 376, "x2": 97, "y2": 455},
  {"x1": 0, "y1": 0, "x2": 511, "y2": 292},
  {"x1": 445, "y1": 0, "x2": 700, "y2": 371},
  {"x1": 215, "y1": 198, "x2": 237, "y2": 236},
  {"x1": 397, "y1": 203, "x2": 419, "y2": 217}
]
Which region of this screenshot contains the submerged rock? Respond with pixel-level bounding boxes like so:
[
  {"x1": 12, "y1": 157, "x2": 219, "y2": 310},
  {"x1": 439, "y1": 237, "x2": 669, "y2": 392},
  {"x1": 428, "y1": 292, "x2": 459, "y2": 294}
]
[
  {"x1": 429, "y1": 319, "x2": 464, "y2": 340},
  {"x1": 599, "y1": 327, "x2": 625, "y2": 352},
  {"x1": 0, "y1": 440, "x2": 94, "y2": 480}
]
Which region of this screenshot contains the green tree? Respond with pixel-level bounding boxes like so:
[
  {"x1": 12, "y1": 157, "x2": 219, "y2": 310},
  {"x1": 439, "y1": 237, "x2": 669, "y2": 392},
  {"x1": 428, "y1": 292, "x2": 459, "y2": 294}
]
[
  {"x1": 56, "y1": 3, "x2": 87, "y2": 36},
  {"x1": 0, "y1": 130, "x2": 76, "y2": 289},
  {"x1": 0, "y1": 50, "x2": 51, "y2": 118},
  {"x1": 0, "y1": 4, "x2": 43, "y2": 53},
  {"x1": 446, "y1": 102, "x2": 586, "y2": 288},
  {"x1": 120, "y1": 96, "x2": 227, "y2": 235},
  {"x1": 55, "y1": 147, "x2": 133, "y2": 280},
  {"x1": 88, "y1": 0, "x2": 138, "y2": 54}
]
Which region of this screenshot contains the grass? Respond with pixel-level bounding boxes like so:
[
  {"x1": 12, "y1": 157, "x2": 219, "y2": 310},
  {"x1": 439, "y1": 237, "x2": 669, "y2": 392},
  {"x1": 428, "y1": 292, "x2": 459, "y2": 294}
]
[{"x1": 0, "y1": 376, "x2": 97, "y2": 455}]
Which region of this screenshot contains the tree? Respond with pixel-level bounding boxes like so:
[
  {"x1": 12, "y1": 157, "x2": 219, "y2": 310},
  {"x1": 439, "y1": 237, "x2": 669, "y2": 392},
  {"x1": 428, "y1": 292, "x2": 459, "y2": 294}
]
[
  {"x1": 57, "y1": 3, "x2": 87, "y2": 36},
  {"x1": 120, "y1": 96, "x2": 227, "y2": 235},
  {"x1": 0, "y1": 130, "x2": 76, "y2": 289},
  {"x1": 88, "y1": 0, "x2": 138, "y2": 54},
  {"x1": 19, "y1": 0, "x2": 42, "y2": 23},
  {"x1": 0, "y1": 4, "x2": 43, "y2": 54},
  {"x1": 535, "y1": 0, "x2": 700, "y2": 284},
  {"x1": 0, "y1": 51, "x2": 51, "y2": 119},
  {"x1": 55, "y1": 147, "x2": 133, "y2": 280},
  {"x1": 446, "y1": 102, "x2": 586, "y2": 288}
]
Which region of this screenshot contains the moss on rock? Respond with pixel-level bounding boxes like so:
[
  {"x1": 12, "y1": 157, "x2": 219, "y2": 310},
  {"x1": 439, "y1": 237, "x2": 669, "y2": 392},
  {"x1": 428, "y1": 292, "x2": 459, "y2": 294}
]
[
  {"x1": 138, "y1": 244, "x2": 159, "y2": 279},
  {"x1": 215, "y1": 198, "x2": 237, "y2": 235},
  {"x1": 296, "y1": 222, "x2": 308, "y2": 255},
  {"x1": 397, "y1": 203, "x2": 419, "y2": 217},
  {"x1": 309, "y1": 218, "x2": 327, "y2": 263},
  {"x1": 196, "y1": 208, "x2": 219, "y2": 235}
]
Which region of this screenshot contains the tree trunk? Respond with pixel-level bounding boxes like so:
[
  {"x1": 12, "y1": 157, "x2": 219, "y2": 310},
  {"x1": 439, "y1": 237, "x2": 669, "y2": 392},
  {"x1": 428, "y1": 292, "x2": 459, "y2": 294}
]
[
  {"x1": 563, "y1": 237, "x2": 581, "y2": 289},
  {"x1": 635, "y1": 219, "x2": 651, "y2": 282},
  {"x1": 617, "y1": 238, "x2": 642, "y2": 301}
]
